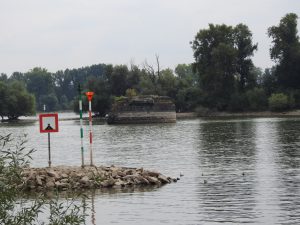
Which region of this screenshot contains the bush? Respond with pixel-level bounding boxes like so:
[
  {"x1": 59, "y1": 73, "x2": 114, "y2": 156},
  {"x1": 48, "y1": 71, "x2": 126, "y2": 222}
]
[
  {"x1": 245, "y1": 88, "x2": 268, "y2": 111},
  {"x1": 228, "y1": 93, "x2": 248, "y2": 112},
  {"x1": 0, "y1": 134, "x2": 86, "y2": 225},
  {"x1": 268, "y1": 93, "x2": 289, "y2": 111}
]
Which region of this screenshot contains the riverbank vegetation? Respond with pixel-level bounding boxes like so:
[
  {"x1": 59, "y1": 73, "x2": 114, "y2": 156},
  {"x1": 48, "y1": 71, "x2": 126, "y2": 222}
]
[
  {"x1": 0, "y1": 13, "x2": 299, "y2": 120},
  {"x1": 0, "y1": 134, "x2": 86, "y2": 225}
]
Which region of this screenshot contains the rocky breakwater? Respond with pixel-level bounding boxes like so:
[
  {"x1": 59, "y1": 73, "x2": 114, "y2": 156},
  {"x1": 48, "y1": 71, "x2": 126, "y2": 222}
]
[{"x1": 21, "y1": 165, "x2": 178, "y2": 191}]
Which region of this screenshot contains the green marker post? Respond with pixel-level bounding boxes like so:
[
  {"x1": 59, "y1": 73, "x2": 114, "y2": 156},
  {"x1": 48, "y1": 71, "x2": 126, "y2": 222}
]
[{"x1": 78, "y1": 84, "x2": 85, "y2": 167}]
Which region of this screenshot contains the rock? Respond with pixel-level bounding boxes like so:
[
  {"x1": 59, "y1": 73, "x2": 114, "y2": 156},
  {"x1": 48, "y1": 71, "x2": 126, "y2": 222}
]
[
  {"x1": 158, "y1": 174, "x2": 170, "y2": 184},
  {"x1": 125, "y1": 169, "x2": 134, "y2": 175},
  {"x1": 46, "y1": 180, "x2": 55, "y2": 189},
  {"x1": 47, "y1": 170, "x2": 60, "y2": 180},
  {"x1": 60, "y1": 178, "x2": 69, "y2": 184},
  {"x1": 36, "y1": 175, "x2": 43, "y2": 186},
  {"x1": 114, "y1": 179, "x2": 125, "y2": 187},
  {"x1": 55, "y1": 181, "x2": 69, "y2": 189},
  {"x1": 111, "y1": 171, "x2": 119, "y2": 178},
  {"x1": 21, "y1": 165, "x2": 175, "y2": 191},
  {"x1": 80, "y1": 176, "x2": 90, "y2": 185},
  {"x1": 136, "y1": 176, "x2": 149, "y2": 185},
  {"x1": 117, "y1": 171, "x2": 126, "y2": 177},
  {"x1": 144, "y1": 171, "x2": 160, "y2": 177},
  {"x1": 145, "y1": 176, "x2": 161, "y2": 185},
  {"x1": 61, "y1": 173, "x2": 68, "y2": 179},
  {"x1": 101, "y1": 178, "x2": 115, "y2": 187},
  {"x1": 123, "y1": 174, "x2": 139, "y2": 180}
]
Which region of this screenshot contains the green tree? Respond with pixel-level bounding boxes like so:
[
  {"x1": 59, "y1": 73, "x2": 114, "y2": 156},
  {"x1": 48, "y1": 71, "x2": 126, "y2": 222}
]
[
  {"x1": 268, "y1": 13, "x2": 300, "y2": 90},
  {"x1": 85, "y1": 76, "x2": 112, "y2": 116},
  {"x1": 0, "y1": 81, "x2": 35, "y2": 121},
  {"x1": 268, "y1": 93, "x2": 290, "y2": 111},
  {"x1": 109, "y1": 65, "x2": 129, "y2": 96},
  {"x1": 39, "y1": 93, "x2": 59, "y2": 112},
  {"x1": 191, "y1": 23, "x2": 258, "y2": 110},
  {"x1": 245, "y1": 87, "x2": 268, "y2": 111},
  {"x1": 175, "y1": 64, "x2": 198, "y2": 86},
  {"x1": 262, "y1": 67, "x2": 278, "y2": 96},
  {"x1": 158, "y1": 68, "x2": 177, "y2": 98},
  {"x1": 191, "y1": 24, "x2": 237, "y2": 110},
  {"x1": 25, "y1": 68, "x2": 55, "y2": 111},
  {"x1": 0, "y1": 73, "x2": 8, "y2": 81},
  {"x1": 234, "y1": 24, "x2": 258, "y2": 91},
  {"x1": 0, "y1": 81, "x2": 8, "y2": 120},
  {"x1": 9, "y1": 72, "x2": 26, "y2": 83}
]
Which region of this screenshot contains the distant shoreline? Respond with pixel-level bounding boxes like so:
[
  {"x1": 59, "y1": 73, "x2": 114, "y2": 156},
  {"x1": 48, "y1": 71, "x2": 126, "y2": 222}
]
[
  {"x1": 2, "y1": 110, "x2": 300, "y2": 123},
  {"x1": 176, "y1": 110, "x2": 300, "y2": 119}
]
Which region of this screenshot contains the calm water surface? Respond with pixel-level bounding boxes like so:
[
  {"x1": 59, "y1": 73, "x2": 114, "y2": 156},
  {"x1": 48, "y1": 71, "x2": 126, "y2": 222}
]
[{"x1": 1, "y1": 114, "x2": 300, "y2": 225}]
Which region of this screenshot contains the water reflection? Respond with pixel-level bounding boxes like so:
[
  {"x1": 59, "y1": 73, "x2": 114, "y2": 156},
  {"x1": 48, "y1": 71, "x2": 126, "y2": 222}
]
[
  {"x1": 197, "y1": 119, "x2": 257, "y2": 223},
  {"x1": 274, "y1": 120, "x2": 300, "y2": 224}
]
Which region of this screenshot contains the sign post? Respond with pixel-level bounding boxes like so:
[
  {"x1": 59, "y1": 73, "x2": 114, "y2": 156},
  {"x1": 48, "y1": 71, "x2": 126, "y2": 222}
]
[
  {"x1": 85, "y1": 91, "x2": 94, "y2": 166},
  {"x1": 78, "y1": 84, "x2": 85, "y2": 167},
  {"x1": 39, "y1": 113, "x2": 59, "y2": 167}
]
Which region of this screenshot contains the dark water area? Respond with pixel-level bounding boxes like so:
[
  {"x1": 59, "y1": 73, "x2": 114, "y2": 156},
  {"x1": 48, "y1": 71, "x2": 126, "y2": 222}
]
[{"x1": 1, "y1": 114, "x2": 300, "y2": 224}]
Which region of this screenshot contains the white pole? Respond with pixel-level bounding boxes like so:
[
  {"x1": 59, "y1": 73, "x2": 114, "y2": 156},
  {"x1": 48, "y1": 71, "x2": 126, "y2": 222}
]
[
  {"x1": 78, "y1": 85, "x2": 84, "y2": 167},
  {"x1": 88, "y1": 100, "x2": 93, "y2": 166}
]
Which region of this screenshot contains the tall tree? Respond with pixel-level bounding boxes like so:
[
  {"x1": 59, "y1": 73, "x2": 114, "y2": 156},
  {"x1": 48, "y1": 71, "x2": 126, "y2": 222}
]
[
  {"x1": 191, "y1": 23, "x2": 258, "y2": 110},
  {"x1": 234, "y1": 24, "x2": 258, "y2": 91},
  {"x1": 25, "y1": 67, "x2": 55, "y2": 110},
  {"x1": 268, "y1": 13, "x2": 300, "y2": 89},
  {"x1": 0, "y1": 81, "x2": 35, "y2": 120},
  {"x1": 191, "y1": 24, "x2": 237, "y2": 109},
  {"x1": 109, "y1": 65, "x2": 129, "y2": 96}
]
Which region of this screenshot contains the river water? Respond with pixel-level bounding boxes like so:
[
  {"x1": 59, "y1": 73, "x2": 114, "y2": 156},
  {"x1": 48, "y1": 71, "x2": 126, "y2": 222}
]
[{"x1": 1, "y1": 114, "x2": 300, "y2": 225}]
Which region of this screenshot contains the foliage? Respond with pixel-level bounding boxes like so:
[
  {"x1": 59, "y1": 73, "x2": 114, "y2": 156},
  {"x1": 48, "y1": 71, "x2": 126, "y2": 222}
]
[
  {"x1": 0, "y1": 81, "x2": 35, "y2": 120},
  {"x1": 125, "y1": 88, "x2": 137, "y2": 98},
  {"x1": 268, "y1": 93, "x2": 290, "y2": 111},
  {"x1": 25, "y1": 68, "x2": 55, "y2": 111},
  {"x1": 228, "y1": 92, "x2": 248, "y2": 112},
  {"x1": 0, "y1": 134, "x2": 86, "y2": 225},
  {"x1": 245, "y1": 88, "x2": 268, "y2": 111},
  {"x1": 268, "y1": 13, "x2": 300, "y2": 90},
  {"x1": 262, "y1": 67, "x2": 278, "y2": 96},
  {"x1": 191, "y1": 23, "x2": 257, "y2": 110}
]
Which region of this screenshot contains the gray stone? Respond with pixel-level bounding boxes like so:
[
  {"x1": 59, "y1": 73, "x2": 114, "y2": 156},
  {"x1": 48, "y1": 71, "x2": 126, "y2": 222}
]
[
  {"x1": 80, "y1": 176, "x2": 90, "y2": 185},
  {"x1": 46, "y1": 180, "x2": 55, "y2": 189},
  {"x1": 47, "y1": 170, "x2": 60, "y2": 180},
  {"x1": 146, "y1": 176, "x2": 161, "y2": 185},
  {"x1": 101, "y1": 178, "x2": 115, "y2": 187},
  {"x1": 114, "y1": 179, "x2": 125, "y2": 186},
  {"x1": 158, "y1": 174, "x2": 170, "y2": 184},
  {"x1": 145, "y1": 171, "x2": 160, "y2": 177},
  {"x1": 61, "y1": 173, "x2": 68, "y2": 179},
  {"x1": 117, "y1": 171, "x2": 126, "y2": 177},
  {"x1": 36, "y1": 175, "x2": 43, "y2": 186}
]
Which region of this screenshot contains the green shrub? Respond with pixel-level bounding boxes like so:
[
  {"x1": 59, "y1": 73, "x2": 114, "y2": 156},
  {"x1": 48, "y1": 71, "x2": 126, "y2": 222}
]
[
  {"x1": 268, "y1": 93, "x2": 289, "y2": 111},
  {"x1": 245, "y1": 88, "x2": 268, "y2": 111},
  {"x1": 0, "y1": 134, "x2": 86, "y2": 225},
  {"x1": 228, "y1": 93, "x2": 248, "y2": 112}
]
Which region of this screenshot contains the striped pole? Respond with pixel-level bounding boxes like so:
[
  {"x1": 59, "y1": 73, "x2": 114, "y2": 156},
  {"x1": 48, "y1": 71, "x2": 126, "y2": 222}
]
[
  {"x1": 78, "y1": 84, "x2": 84, "y2": 167},
  {"x1": 85, "y1": 92, "x2": 94, "y2": 166}
]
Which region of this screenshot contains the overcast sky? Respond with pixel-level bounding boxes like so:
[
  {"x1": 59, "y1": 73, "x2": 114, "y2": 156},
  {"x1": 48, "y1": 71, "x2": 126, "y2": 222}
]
[{"x1": 1, "y1": 0, "x2": 300, "y2": 75}]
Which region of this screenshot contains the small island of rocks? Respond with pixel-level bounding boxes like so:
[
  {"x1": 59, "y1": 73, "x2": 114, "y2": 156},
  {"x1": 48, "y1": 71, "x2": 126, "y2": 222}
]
[{"x1": 21, "y1": 165, "x2": 178, "y2": 192}]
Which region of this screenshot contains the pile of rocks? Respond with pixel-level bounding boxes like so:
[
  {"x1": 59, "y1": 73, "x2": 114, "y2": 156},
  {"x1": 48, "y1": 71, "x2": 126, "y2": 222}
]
[{"x1": 21, "y1": 165, "x2": 178, "y2": 191}]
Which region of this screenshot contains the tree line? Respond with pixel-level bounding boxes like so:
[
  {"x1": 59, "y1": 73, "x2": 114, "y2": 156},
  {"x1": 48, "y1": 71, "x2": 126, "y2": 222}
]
[{"x1": 0, "y1": 13, "x2": 299, "y2": 120}]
